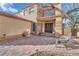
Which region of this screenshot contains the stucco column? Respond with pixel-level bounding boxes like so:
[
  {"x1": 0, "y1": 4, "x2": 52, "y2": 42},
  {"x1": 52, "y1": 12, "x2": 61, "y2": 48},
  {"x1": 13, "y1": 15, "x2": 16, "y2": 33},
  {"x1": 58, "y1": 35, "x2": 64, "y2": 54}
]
[
  {"x1": 36, "y1": 23, "x2": 42, "y2": 34},
  {"x1": 54, "y1": 4, "x2": 63, "y2": 34},
  {"x1": 52, "y1": 21, "x2": 55, "y2": 34},
  {"x1": 55, "y1": 17, "x2": 63, "y2": 34},
  {"x1": 42, "y1": 22, "x2": 45, "y2": 33},
  {"x1": 36, "y1": 23, "x2": 39, "y2": 34}
]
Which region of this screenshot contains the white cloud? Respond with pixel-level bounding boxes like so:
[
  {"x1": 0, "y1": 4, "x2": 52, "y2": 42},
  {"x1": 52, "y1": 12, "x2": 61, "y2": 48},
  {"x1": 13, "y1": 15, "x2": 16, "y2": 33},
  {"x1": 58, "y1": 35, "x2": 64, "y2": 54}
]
[
  {"x1": 8, "y1": 7, "x2": 18, "y2": 13},
  {"x1": 0, "y1": 3, "x2": 18, "y2": 14}
]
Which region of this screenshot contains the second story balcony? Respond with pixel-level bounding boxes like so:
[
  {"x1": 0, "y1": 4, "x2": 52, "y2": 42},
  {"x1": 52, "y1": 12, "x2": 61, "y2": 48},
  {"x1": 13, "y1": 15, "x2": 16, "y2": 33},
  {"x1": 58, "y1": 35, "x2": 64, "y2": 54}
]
[{"x1": 37, "y1": 15, "x2": 62, "y2": 21}]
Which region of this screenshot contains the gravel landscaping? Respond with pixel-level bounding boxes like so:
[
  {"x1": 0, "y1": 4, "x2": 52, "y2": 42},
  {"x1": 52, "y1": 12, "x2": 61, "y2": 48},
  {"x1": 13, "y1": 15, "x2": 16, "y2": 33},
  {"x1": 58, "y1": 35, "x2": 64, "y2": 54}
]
[
  {"x1": 0, "y1": 35, "x2": 56, "y2": 46},
  {"x1": 0, "y1": 35, "x2": 79, "y2": 56}
]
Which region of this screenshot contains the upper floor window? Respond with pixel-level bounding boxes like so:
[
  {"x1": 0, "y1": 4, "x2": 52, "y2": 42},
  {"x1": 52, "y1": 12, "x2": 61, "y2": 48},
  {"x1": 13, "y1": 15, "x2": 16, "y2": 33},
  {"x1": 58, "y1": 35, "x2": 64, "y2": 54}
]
[
  {"x1": 44, "y1": 10, "x2": 55, "y2": 16},
  {"x1": 41, "y1": 3, "x2": 50, "y2": 8},
  {"x1": 29, "y1": 6, "x2": 35, "y2": 14}
]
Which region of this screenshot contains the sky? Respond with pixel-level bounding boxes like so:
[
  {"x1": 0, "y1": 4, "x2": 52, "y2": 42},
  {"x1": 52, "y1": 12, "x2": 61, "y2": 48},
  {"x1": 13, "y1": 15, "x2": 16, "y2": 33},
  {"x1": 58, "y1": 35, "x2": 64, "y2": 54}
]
[
  {"x1": 0, "y1": 3, "x2": 79, "y2": 14},
  {"x1": 0, "y1": 3, "x2": 31, "y2": 14},
  {"x1": 61, "y1": 3, "x2": 79, "y2": 12}
]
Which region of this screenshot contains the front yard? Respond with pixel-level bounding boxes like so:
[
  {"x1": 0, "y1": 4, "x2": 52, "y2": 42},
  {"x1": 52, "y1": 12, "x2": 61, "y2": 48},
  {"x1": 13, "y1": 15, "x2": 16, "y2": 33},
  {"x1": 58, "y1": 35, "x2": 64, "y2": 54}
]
[{"x1": 0, "y1": 35, "x2": 79, "y2": 56}]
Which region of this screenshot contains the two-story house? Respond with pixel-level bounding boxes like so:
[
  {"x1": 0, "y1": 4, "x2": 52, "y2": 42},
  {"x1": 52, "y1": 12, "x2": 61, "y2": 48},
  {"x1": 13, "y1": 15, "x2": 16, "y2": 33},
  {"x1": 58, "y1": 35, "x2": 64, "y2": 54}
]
[{"x1": 16, "y1": 3, "x2": 63, "y2": 35}]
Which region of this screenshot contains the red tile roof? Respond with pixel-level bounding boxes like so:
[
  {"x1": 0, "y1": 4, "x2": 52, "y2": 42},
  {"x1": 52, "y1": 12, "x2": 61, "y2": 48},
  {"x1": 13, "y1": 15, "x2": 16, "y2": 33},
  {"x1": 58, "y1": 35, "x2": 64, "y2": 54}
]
[{"x1": 0, "y1": 11, "x2": 32, "y2": 22}]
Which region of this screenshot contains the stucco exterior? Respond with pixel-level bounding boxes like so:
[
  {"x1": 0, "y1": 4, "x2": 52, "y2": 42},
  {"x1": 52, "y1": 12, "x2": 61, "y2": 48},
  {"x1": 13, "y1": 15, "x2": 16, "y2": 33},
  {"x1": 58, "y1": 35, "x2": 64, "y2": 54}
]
[
  {"x1": 16, "y1": 3, "x2": 63, "y2": 35},
  {"x1": 0, "y1": 14, "x2": 32, "y2": 39},
  {"x1": 54, "y1": 4, "x2": 63, "y2": 34},
  {"x1": 16, "y1": 4, "x2": 38, "y2": 23}
]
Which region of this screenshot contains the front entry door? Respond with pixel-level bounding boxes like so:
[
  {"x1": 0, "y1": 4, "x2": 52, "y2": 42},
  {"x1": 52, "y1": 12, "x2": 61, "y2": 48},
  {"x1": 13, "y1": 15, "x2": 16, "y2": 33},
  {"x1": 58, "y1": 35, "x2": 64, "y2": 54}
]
[{"x1": 45, "y1": 23, "x2": 53, "y2": 33}]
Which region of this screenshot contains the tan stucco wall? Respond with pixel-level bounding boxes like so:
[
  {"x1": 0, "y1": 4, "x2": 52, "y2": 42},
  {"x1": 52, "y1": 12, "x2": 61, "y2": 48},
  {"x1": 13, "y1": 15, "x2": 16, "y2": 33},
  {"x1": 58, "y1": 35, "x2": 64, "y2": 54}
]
[
  {"x1": 0, "y1": 15, "x2": 31, "y2": 37},
  {"x1": 55, "y1": 4, "x2": 63, "y2": 34},
  {"x1": 55, "y1": 17, "x2": 63, "y2": 34},
  {"x1": 16, "y1": 4, "x2": 63, "y2": 35},
  {"x1": 64, "y1": 27, "x2": 71, "y2": 36},
  {"x1": 17, "y1": 4, "x2": 37, "y2": 23},
  {"x1": 36, "y1": 22, "x2": 42, "y2": 34}
]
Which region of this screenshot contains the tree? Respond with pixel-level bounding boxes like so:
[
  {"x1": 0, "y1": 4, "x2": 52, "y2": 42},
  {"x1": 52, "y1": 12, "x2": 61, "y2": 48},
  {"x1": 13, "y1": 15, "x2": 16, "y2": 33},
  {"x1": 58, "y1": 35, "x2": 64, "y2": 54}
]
[{"x1": 50, "y1": 4, "x2": 78, "y2": 36}]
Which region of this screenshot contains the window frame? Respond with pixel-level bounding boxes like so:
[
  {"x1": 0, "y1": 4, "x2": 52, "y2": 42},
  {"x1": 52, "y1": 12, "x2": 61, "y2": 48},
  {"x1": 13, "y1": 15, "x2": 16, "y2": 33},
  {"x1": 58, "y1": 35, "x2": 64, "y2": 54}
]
[{"x1": 43, "y1": 10, "x2": 55, "y2": 17}]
